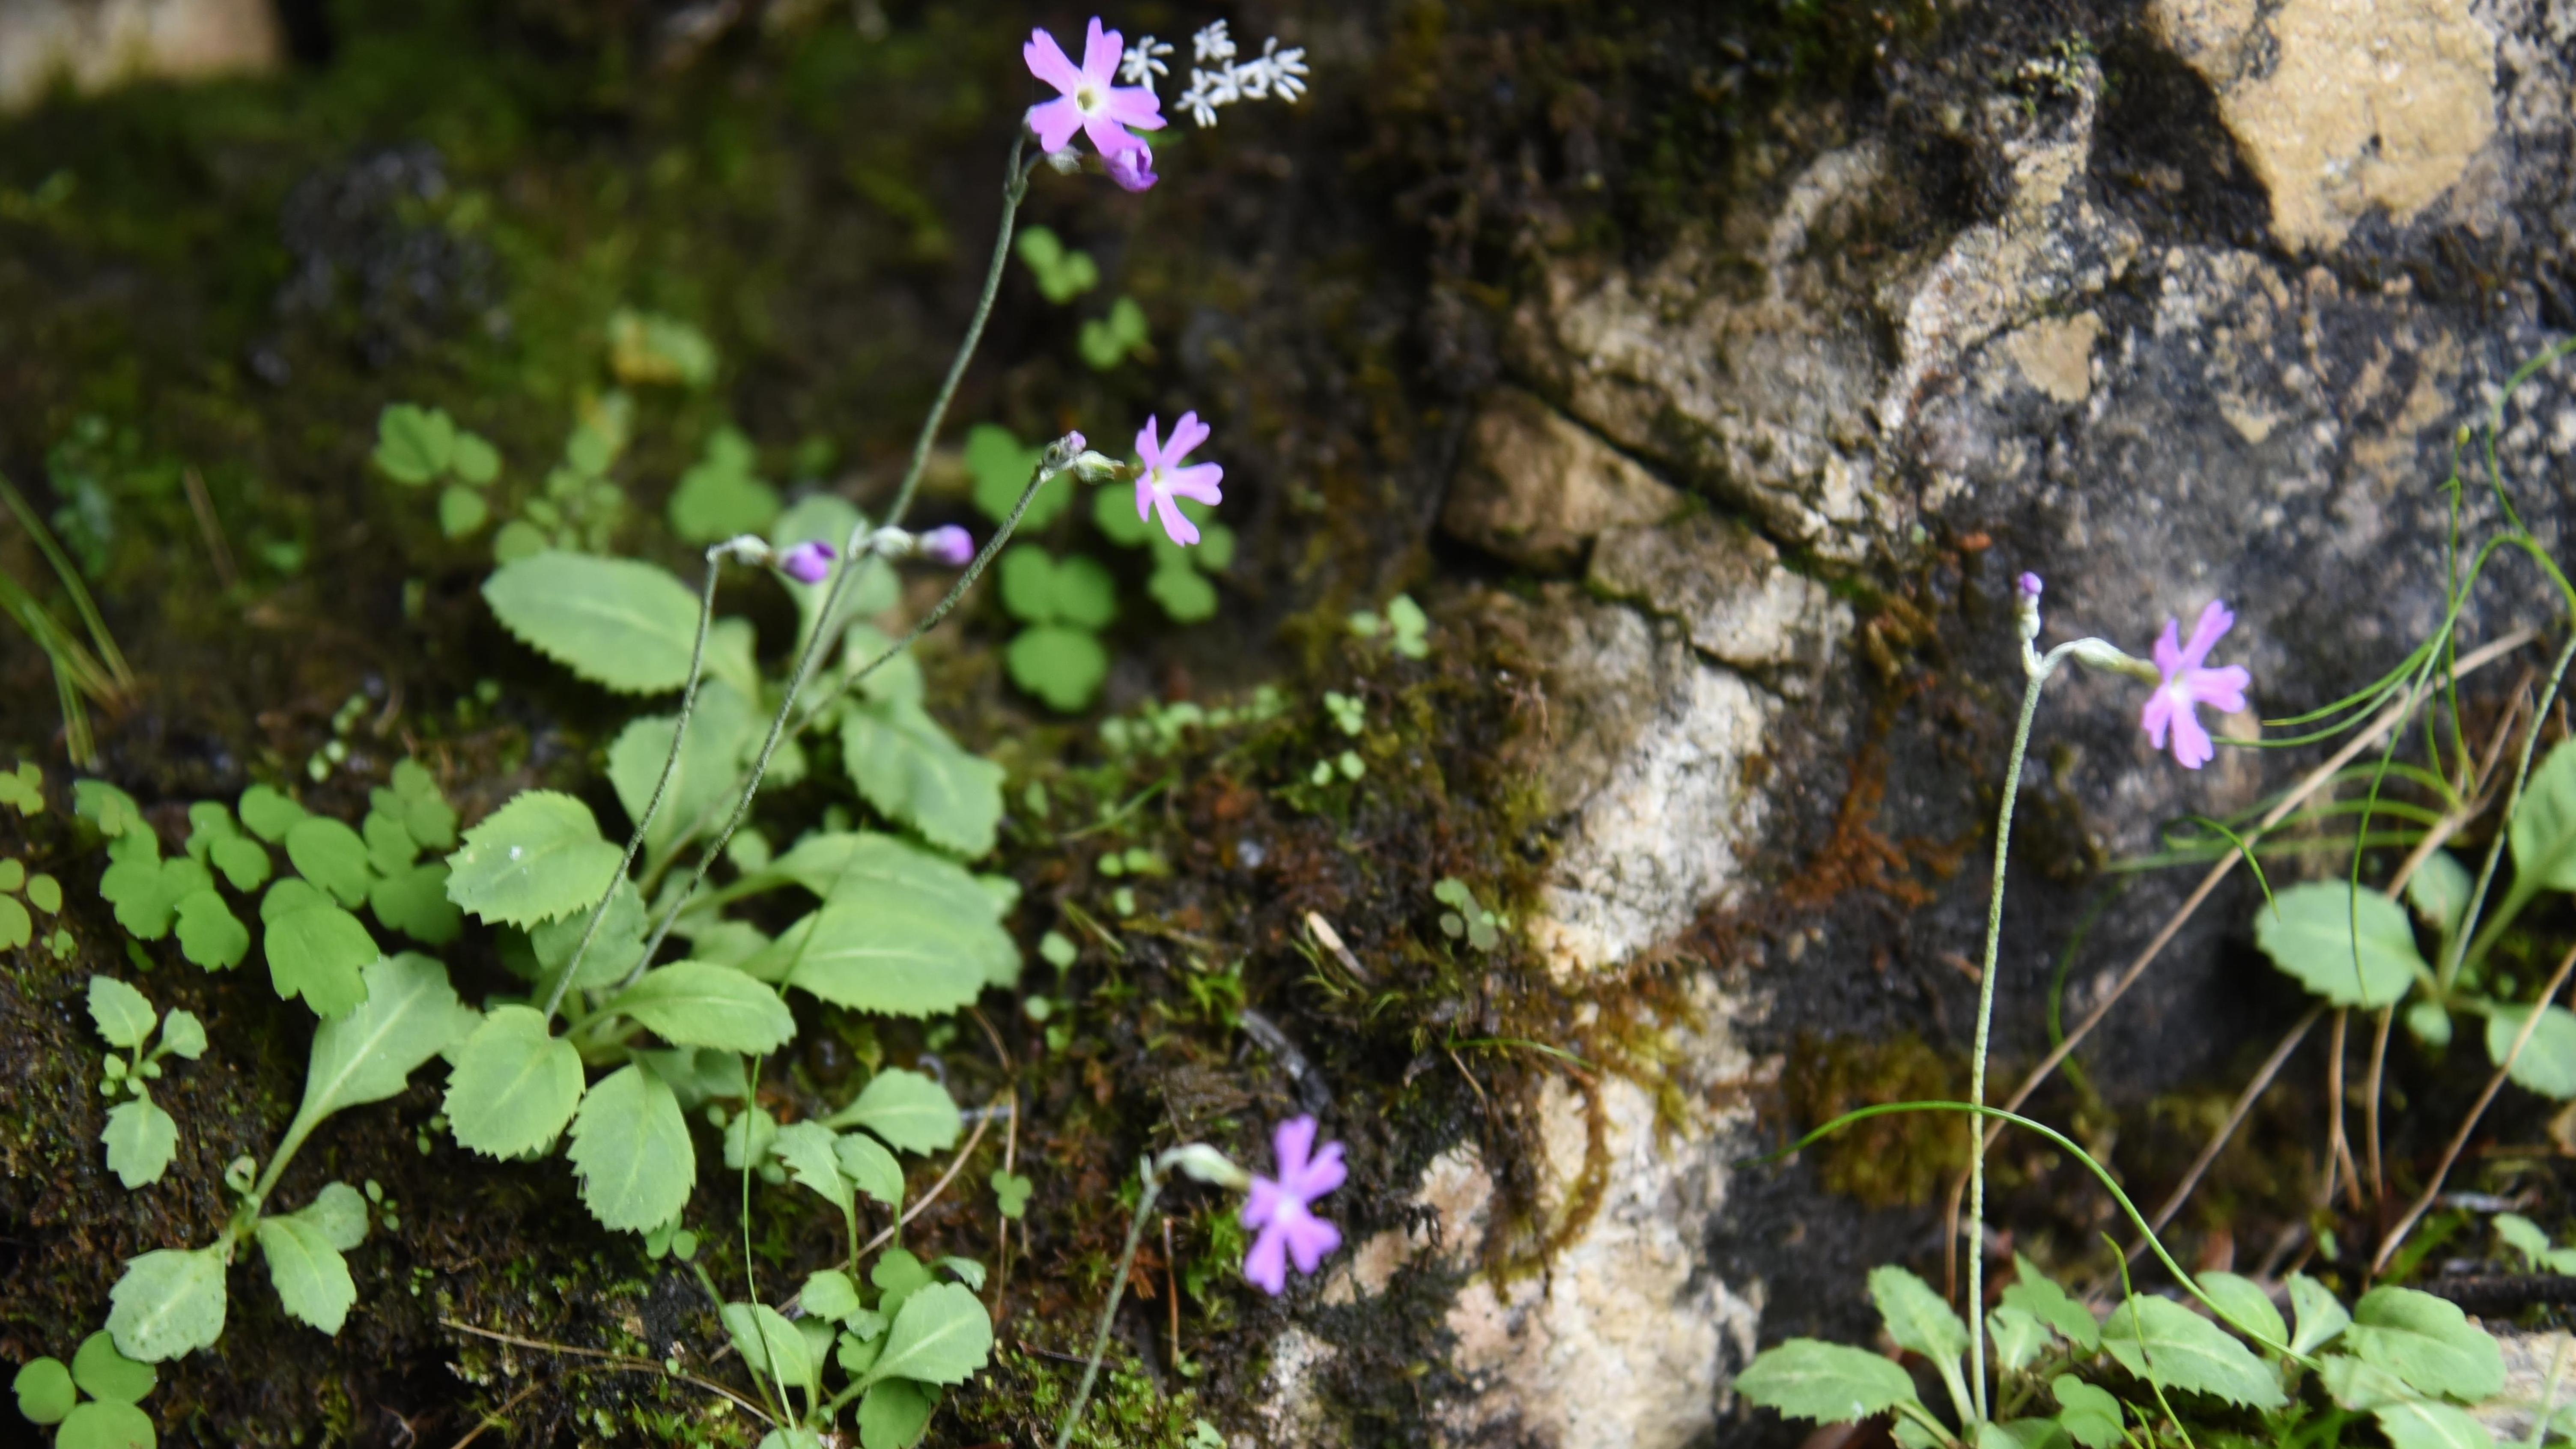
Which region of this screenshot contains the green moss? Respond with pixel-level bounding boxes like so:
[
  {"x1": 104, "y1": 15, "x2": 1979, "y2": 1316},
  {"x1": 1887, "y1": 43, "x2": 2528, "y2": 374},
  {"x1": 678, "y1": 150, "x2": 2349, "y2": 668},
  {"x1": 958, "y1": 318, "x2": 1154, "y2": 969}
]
[{"x1": 1783, "y1": 1030, "x2": 1971, "y2": 1208}]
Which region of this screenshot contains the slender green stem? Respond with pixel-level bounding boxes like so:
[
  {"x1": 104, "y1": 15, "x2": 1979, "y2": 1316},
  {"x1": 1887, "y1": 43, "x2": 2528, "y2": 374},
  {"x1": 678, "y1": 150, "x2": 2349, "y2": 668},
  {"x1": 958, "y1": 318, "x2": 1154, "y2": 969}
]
[
  {"x1": 1966, "y1": 654, "x2": 2058, "y2": 1423},
  {"x1": 0, "y1": 472, "x2": 131, "y2": 686},
  {"x1": 2447, "y1": 632, "x2": 2576, "y2": 989},
  {"x1": 543, "y1": 546, "x2": 724, "y2": 1019},
  {"x1": 1054, "y1": 1166, "x2": 1163, "y2": 1449},
  {"x1": 635, "y1": 141, "x2": 1041, "y2": 969}
]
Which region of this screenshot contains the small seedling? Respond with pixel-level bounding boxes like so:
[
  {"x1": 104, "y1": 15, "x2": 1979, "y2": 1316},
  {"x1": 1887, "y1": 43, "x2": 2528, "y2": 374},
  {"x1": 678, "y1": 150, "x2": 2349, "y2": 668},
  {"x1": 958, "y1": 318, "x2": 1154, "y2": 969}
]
[
  {"x1": 1432, "y1": 878, "x2": 1502, "y2": 952},
  {"x1": 1078, "y1": 296, "x2": 1150, "y2": 370},
  {"x1": 86, "y1": 976, "x2": 207, "y2": 1189}
]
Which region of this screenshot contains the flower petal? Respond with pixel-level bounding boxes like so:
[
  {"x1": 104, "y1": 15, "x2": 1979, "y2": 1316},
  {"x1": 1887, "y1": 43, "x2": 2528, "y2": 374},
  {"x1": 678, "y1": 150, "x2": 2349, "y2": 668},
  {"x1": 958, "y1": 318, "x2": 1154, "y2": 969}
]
[
  {"x1": 1027, "y1": 97, "x2": 1085, "y2": 155},
  {"x1": 1102, "y1": 85, "x2": 1167, "y2": 130},
  {"x1": 1271, "y1": 1116, "x2": 1317, "y2": 1179},
  {"x1": 1133, "y1": 415, "x2": 1164, "y2": 470},
  {"x1": 1081, "y1": 17, "x2": 1121, "y2": 84},
  {"x1": 2179, "y1": 599, "x2": 2236, "y2": 671},
  {"x1": 2151, "y1": 617, "x2": 2184, "y2": 678},
  {"x1": 1153, "y1": 491, "x2": 1202, "y2": 546},
  {"x1": 2184, "y1": 663, "x2": 2250, "y2": 715},
  {"x1": 1084, "y1": 113, "x2": 1147, "y2": 159},
  {"x1": 1282, "y1": 1210, "x2": 1341, "y2": 1275},
  {"x1": 1166, "y1": 410, "x2": 1211, "y2": 462},
  {"x1": 1242, "y1": 1177, "x2": 1287, "y2": 1230},
  {"x1": 1242, "y1": 1224, "x2": 1289, "y2": 1295},
  {"x1": 1164, "y1": 462, "x2": 1223, "y2": 506},
  {"x1": 2141, "y1": 689, "x2": 2175, "y2": 750},
  {"x1": 1022, "y1": 28, "x2": 1082, "y2": 93},
  {"x1": 1285, "y1": 1139, "x2": 1345, "y2": 1201},
  {"x1": 2168, "y1": 705, "x2": 2215, "y2": 769}
]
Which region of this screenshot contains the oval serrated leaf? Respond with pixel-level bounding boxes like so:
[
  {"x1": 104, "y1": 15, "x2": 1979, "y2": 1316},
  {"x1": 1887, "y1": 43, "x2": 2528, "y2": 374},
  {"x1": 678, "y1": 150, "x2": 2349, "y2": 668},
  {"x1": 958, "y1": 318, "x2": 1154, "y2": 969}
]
[
  {"x1": 87, "y1": 976, "x2": 156, "y2": 1049},
  {"x1": 2345, "y1": 1286, "x2": 2504, "y2": 1402},
  {"x1": 300, "y1": 954, "x2": 477, "y2": 1126},
  {"x1": 836, "y1": 1130, "x2": 905, "y2": 1209},
  {"x1": 2512, "y1": 740, "x2": 2576, "y2": 892},
  {"x1": 1870, "y1": 1264, "x2": 1969, "y2": 1361},
  {"x1": 858, "y1": 1379, "x2": 937, "y2": 1449},
  {"x1": 566, "y1": 1063, "x2": 695, "y2": 1233},
  {"x1": 2253, "y1": 881, "x2": 2423, "y2": 1008},
  {"x1": 2100, "y1": 1295, "x2": 2287, "y2": 1409},
  {"x1": 859, "y1": 1281, "x2": 992, "y2": 1389},
  {"x1": 840, "y1": 699, "x2": 1005, "y2": 858},
  {"x1": 829, "y1": 1068, "x2": 961, "y2": 1154},
  {"x1": 1733, "y1": 1339, "x2": 1919, "y2": 1424},
  {"x1": 2196, "y1": 1270, "x2": 2287, "y2": 1349},
  {"x1": 254, "y1": 1215, "x2": 356, "y2": 1336},
  {"x1": 484, "y1": 551, "x2": 703, "y2": 693},
  {"x1": 2483, "y1": 1005, "x2": 2576, "y2": 1099},
  {"x1": 107, "y1": 1247, "x2": 227, "y2": 1363},
  {"x1": 609, "y1": 962, "x2": 795, "y2": 1055},
  {"x1": 444, "y1": 791, "x2": 622, "y2": 928},
  {"x1": 263, "y1": 904, "x2": 378, "y2": 1019},
  {"x1": 763, "y1": 904, "x2": 990, "y2": 1018},
  {"x1": 443, "y1": 1006, "x2": 585, "y2": 1159}
]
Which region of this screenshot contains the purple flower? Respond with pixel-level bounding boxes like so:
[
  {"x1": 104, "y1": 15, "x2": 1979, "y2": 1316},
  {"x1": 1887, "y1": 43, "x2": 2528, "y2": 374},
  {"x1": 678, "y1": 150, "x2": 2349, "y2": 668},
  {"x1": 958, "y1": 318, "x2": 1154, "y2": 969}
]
[
  {"x1": 2016, "y1": 572, "x2": 2042, "y2": 602},
  {"x1": 1024, "y1": 18, "x2": 1166, "y2": 162},
  {"x1": 1104, "y1": 143, "x2": 1158, "y2": 193},
  {"x1": 777, "y1": 540, "x2": 836, "y2": 585},
  {"x1": 2140, "y1": 600, "x2": 2251, "y2": 769},
  {"x1": 1241, "y1": 1116, "x2": 1343, "y2": 1295},
  {"x1": 1134, "y1": 412, "x2": 1224, "y2": 547},
  {"x1": 919, "y1": 525, "x2": 974, "y2": 567}
]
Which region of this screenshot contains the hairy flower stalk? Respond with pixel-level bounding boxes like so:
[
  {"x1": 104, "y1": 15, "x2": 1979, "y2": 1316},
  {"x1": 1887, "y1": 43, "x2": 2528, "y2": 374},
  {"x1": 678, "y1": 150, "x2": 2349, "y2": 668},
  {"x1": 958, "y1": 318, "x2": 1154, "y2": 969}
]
[{"x1": 1963, "y1": 575, "x2": 2250, "y2": 1422}]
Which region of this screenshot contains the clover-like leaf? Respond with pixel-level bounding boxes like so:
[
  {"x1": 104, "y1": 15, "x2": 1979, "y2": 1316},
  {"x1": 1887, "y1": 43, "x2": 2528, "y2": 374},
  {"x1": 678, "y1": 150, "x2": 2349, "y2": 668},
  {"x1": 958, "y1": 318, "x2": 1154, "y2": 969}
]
[
  {"x1": 12, "y1": 1356, "x2": 73, "y2": 1425},
  {"x1": 373, "y1": 403, "x2": 455, "y2": 485},
  {"x1": 964, "y1": 423, "x2": 1064, "y2": 529},
  {"x1": 174, "y1": 890, "x2": 249, "y2": 971},
  {"x1": 566, "y1": 1062, "x2": 695, "y2": 1233},
  {"x1": 209, "y1": 834, "x2": 270, "y2": 893},
  {"x1": 859, "y1": 1282, "x2": 993, "y2": 1389},
  {"x1": 2253, "y1": 881, "x2": 2423, "y2": 1008},
  {"x1": 804, "y1": 1269, "x2": 863, "y2": 1324},
  {"x1": 370, "y1": 862, "x2": 462, "y2": 945},
  {"x1": 990, "y1": 1169, "x2": 1032, "y2": 1219},
  {"x1": 254, "y1": 1214, "x2": 356, "y2": 1335},
  {"x1": 483, "y1": 551, "x2": 704, "y2": 694},
  {"x1": 286, "y1": 817, "x2": 374, "y2": 908},
  {"x1": 608, "y1": 962, "x2": 795, "y2": 1055},
  {"x1": 1733, "y1": 1339, "x2": 1920, "y2": 1424},
  {"x1": 70, "y1": 1330, "x2": 156, "y2": 1406},
  {"x1": 1004, "y1": 626, "x2": 1110, "y2": 713},
  {"x1": 831, "y1": 1069, "x2": 961, "y2": 1155},
  {"x1": 841, "y1": 698, "x2": 1005, "y2": 857},
  {"x1": 103, "y1": 1098, "x2": 179, "y2": 1189},
  {"x1": 444, "y1": 1006, "x2": 585, "y2": 1159},
  {"x1": 238, "y1": 785, "x2": 307, "y2": 842},
  {"x1": 107, "y1": 1246, "x2": 227, "y2": 1363},
  {"x1": 58, "y1": 1399, "x2": 158, "y2": 1449},
  {"x1": 264, "y1": 902, "x2": 378, "y2": 1018},
  {"x1": 444, "y1": 790, "x2": 621, "y2": 928}
]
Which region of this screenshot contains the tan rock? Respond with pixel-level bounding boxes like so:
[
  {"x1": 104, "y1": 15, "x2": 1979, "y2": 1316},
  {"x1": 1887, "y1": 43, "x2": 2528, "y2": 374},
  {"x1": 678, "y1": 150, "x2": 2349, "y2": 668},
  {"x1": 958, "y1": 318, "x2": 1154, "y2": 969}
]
[
  {"x1": 2000, "y1": 311, "x2": 2104, "y2": 405},
  {"x1": 2150, "y1": 0, "x2": 2497, "y2": 250},
  {"x1": 1442, "y1": 388, "x2": 1682, "y2": 572},
  {"x1": 1588, "y1": 512, "x2": 1849, "y2": 677},
  {"x1": 0, "y1": 0, "x2": 281, "y2": 113}
]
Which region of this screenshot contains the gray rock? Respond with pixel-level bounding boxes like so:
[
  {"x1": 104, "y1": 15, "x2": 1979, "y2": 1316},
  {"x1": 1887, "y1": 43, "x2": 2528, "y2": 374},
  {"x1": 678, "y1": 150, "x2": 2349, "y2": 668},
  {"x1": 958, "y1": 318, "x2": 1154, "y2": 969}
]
[
  {"x1": 1441, "y1": 387, "x2": 1683, "y2": 572},
  {"x1": 1588, "y1": 511, "x2": 1849, "y2": 680},
  {"x1": 0, "y1": 0, "x2": 280, "y2": 113}
]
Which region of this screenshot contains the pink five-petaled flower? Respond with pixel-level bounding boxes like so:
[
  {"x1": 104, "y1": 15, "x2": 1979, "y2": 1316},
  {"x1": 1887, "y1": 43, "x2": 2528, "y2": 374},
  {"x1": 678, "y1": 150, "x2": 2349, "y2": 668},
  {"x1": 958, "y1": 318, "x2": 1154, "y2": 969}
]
[
  {"x1": 918, "y1": 525, "x2": 974, "y2": 567},
  {"x1": 777, "y1": 540, "x2": 836, "y2": 584},
  {"x1": 1024, "y1": 19, "x2": 1166, "y2": 164},
  {"x1": 1134, "y1": 412, "x2": 1223, "y2": 546},
  {"x1": 1241, "y1": 1115, "x2": 1344, "y2": 1295},
  {"x1": 2140, "y1": 599, "x2": 2251, "y2": 770}
]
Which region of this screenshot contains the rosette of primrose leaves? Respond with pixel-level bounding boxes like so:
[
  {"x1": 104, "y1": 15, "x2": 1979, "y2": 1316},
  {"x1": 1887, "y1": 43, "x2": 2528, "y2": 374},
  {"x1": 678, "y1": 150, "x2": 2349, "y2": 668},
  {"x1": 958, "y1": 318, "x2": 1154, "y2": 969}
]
[{"x1": 444, "y1": 523, "x2": 1015, "y2": 1233}]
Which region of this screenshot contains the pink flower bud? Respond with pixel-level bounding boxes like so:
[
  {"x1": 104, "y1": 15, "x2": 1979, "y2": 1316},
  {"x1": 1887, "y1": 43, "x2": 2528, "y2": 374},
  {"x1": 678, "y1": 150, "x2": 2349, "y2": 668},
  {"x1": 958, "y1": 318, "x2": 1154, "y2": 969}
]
[
  {"x1": 2016, "y1": 572, "x2": 2043, "y2": 601},
  {"x1": 1106, "y1": 144, "x2": 1159, "y2": 193},
  {"x1": 777, "y1": 540, "x2": 836, "y2": 584},
  {"x1": 920, "y1": 525, "x2": 974, "y2": 567}
]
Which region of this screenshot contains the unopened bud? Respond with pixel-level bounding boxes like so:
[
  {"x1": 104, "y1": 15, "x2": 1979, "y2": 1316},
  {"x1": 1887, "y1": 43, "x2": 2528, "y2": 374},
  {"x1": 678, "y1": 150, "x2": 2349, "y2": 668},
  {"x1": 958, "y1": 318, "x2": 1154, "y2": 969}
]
[
  {"x1": 776, "y1": 540, "x2": 836, "y2": 584},
  {"x1": 1160, "y1": 1142, "x2": 1252, "y2": 1191},
  {"x1": 919, "y1": 525, "x2": 975, "y2": 567}
]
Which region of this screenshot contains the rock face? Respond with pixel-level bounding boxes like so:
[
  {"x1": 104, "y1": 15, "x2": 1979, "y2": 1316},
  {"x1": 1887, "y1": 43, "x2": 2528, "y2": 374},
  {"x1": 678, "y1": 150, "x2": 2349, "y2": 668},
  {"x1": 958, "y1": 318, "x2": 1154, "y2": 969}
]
[
  {"x1": 0, "y1": 0, "x2": 280, "y2": 113},
  {"x1": 1282, "y1": 0, "x2": 2576, "y2": 1442}
]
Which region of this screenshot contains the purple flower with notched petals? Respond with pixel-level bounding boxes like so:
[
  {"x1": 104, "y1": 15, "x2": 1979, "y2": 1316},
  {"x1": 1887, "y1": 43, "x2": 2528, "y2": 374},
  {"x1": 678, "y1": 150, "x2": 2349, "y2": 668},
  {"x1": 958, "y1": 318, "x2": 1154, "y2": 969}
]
[
  {"x1": 1134, "y1": 412, "x2": 1223, "y2": 547},
  {"x1": 1241, "y1": 1115, "x2": 1343, "y2": 1295},
  {"x1": 1104, "y1": 143, "x2": 1158, "y2": 193},
  {"x1": 919, "y1": 525, "x2": 974, "y2": 567},
  {"x1": 1024, "y1": 18, "x2": 1166, "y2": 162},
  {"x1": 2141, "y1": 599, "x2": 2251, "y2": 770},
  {"x1": 777, "y1": 540, "x2": 836, "y2": 585}
]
